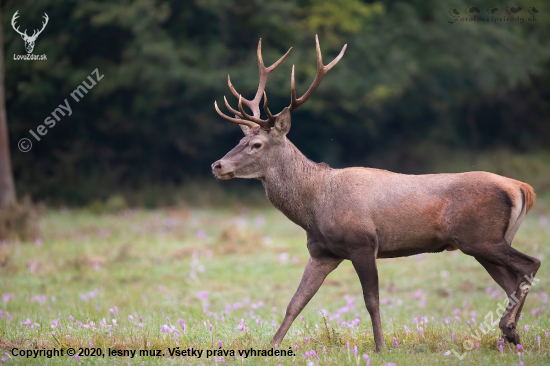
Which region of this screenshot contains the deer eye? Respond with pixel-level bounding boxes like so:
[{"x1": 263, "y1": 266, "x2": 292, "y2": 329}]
[{"x1": 252, "y1": 143, "x2": 262, "y2": 149}]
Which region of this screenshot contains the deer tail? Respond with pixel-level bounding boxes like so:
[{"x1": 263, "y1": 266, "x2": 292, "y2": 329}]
[
  {"x1": 504, "y1": 182, "x2": 535, "y2": 245},
  {"x1": 521, "y1": 183, "x2": 536, "y2": 213}
]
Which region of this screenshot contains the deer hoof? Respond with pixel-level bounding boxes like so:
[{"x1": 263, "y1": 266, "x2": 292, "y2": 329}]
[{"x1": 501, "y1": 326, "x2": 520, "y2": 345}]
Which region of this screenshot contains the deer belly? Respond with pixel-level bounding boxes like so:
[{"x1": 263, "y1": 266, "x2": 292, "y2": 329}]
[{"x1": 376, "y1": 225, "x2": 451, "y2": 258}]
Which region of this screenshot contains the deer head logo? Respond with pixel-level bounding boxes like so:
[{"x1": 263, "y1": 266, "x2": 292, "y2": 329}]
[{"x1": 11, "y1": 11, "x2": 49, "y2": 54}]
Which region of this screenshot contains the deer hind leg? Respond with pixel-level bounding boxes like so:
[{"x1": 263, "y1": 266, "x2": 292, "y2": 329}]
[
  {"x1": 475, "y1": 258, "x2": 523, "y2": 343},
  {"x1": 467, "y1": 242, "x2": 541, "y2": 344},
  {"x1": 498, "y1": 188, "x2": 534, "y2": 326}
]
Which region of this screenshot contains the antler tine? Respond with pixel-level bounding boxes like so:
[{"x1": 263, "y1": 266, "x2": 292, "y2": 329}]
[
  {"x1": 263, "y1": 91, "x2": 276, "y2": 127},
  {"x1": 238, "y1": 95, "x2": 269, "y2": 129},
  {"x1": 264, "y1": 45, "x2": 292, "y2": 73},
  {"x1": 214, "y1": 101, "x2": 259, "y2": 129},
  {"x1": 227, "y1": 75, "x2": 250, "y2": 108},
  {"x1": 289, "y1": 68, "x2": 298, "y2": 112},
  {"x1": 223, "y1": 96, "x2": 243, "y2": 118},
  {"x1": 289, "y1": 34, "x2": 347, "y2": 112},
  {"x1": 225, "y1": 95, "x2": 271, "y2": 129}
]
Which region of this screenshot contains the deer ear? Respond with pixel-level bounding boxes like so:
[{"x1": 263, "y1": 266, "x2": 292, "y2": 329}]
[
  {"x1": 273, "y1": 107, "x2": 291, "y2": 136},
  {"x1": 240, "y1": 124, "x2": 253, "y2": 136}
]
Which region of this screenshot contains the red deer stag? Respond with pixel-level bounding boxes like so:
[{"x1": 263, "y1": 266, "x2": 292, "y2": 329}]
[{"x1": 211, "y1": 36, "x2": 540, "y2": 351}]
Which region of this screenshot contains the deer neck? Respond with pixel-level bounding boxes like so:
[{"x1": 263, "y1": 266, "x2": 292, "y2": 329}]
[{"x1": 262, "y1": 139, "x2": 328, "y2": 231}]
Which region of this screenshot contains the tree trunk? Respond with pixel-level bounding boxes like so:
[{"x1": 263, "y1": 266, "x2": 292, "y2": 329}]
[{"x1": 0, "y1": 7, "x2": 17, "y2": 207}]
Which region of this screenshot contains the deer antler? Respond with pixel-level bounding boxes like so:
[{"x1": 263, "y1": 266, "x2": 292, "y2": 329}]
[
  {"x1": 215, "y1": 39, "x2": 292, "y2": 130},
  {"x1": 11, "y1": 11, "x2": 27, "y2": 38},
  {"x1": 289, "y1": 35, "x2": 347, "y2": 112},
  {"x1": 215, "y1": 36, "x2": 346, "y2": 130}
]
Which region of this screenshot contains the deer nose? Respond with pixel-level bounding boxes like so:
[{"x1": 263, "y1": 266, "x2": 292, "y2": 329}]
[{"x1": 212, "y1": 160, "x2": 222, "y2": 173}]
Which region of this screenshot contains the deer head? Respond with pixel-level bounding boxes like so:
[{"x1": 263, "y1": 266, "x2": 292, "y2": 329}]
[
  {"x1": 212, "y1": 36, "x2": 346, "y2": 180},
  {"x1": 11, "y1": 11, "x2": 49, "y2": 54}
]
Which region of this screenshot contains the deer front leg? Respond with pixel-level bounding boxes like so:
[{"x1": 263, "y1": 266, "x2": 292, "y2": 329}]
[
  {"x1": 351, "y1": 248, "x2": 386, "y2": 352},
  {"x1": 271, "y1": 256, "x2": 342, "y2": 345}
]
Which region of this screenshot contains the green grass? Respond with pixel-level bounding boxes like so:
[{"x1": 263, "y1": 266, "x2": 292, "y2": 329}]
[{"x1": 0, "y1": 205, "x2": 549, "y2": 365}]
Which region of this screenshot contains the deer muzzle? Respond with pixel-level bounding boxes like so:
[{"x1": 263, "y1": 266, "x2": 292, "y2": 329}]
[{"x1": 211, "y1": 160, "x2": 234, "y2": 180}]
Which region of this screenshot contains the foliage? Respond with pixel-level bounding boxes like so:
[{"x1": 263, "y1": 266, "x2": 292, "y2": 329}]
[{"x1": 0, "y1": 195, "x2": 40, "y2": 241}]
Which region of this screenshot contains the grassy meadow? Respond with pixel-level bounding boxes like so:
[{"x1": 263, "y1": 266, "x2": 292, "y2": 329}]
[{"x1": 0, "y1": 202, "x2": 549, "y2": 365}]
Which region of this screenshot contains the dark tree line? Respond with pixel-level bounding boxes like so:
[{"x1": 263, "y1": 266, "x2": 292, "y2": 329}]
[{"x1": 1, "y1": 0, "x2": 550, "y2": 204}]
